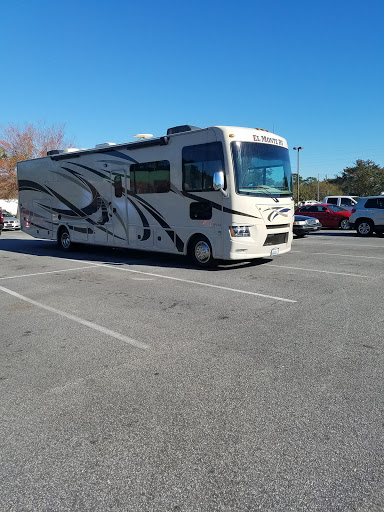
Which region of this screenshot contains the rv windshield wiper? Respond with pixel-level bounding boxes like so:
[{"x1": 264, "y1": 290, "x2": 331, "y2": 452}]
[
  {"x1": 244, "y1": 186, "x2": 280, "y2": 201},
  {"x1": 241, "y1": 188, "x2": 268, "y2": 197}
]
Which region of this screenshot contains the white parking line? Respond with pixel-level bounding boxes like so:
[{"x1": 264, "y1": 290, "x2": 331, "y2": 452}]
[
  {"x1": 0, "y1": 255, "x2": 296, "y2": 303},
  {"x1": 75, "y1": 260, "x2": 297, "y2": 303},
  {"x1": 0, "y1": 285, "x2": 148, "y2": 350},
  {"x1": 268, "y1": 264, "x2": 369, "y2": 278},
  {"x1": 291, "y1": 251, "x2": 384, "y2": 261},
  {"x1": 299, "y1": 240, "x2": 383, "y2": 249},
  {"x1": 0, "y1": 265, "x2": 100, "y2": 281}
]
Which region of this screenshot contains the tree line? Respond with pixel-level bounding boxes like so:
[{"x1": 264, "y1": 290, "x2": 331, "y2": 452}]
[
  {"x1": 0, "y1": 122, "x2": 72, "y2": 198},
  {"x1": 1, "y1": 121, "x2": 383, "y2": 200},
  {"x1": 293, "y1": 158, "x2": 384, "y2": 204}
]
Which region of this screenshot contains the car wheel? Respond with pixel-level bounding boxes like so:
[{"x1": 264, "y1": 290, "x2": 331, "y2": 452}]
[
  {"x1": 58, "y1": 227, "x2": 73, "y2": 251},
  {"x1": 339, "y1": 218, "x2": 350, "y2": 230},
  {"x1": 189, "y1": 235, "x2": 215, "y2": 268},
  {"x1": 356, "y1": 219, "x2": 374, "y2": 237}
]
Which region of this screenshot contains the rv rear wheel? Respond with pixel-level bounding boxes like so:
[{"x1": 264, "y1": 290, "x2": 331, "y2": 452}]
[
  {"x1": 58, "y1": 227, "x2": 72, "y2": 251},
  {"x1": 189, "y1": 235, "x2": 215, "y2": 268}
]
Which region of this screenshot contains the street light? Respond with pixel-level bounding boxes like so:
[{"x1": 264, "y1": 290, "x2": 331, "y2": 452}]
[{"x1": 293, "y1": 147, "x2": 303, "y2": 205}]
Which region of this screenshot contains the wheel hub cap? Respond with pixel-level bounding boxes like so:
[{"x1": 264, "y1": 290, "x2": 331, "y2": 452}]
[
  {"x1": 62, "y1": 234, "x2": 70, "y2": 248},
  {"x1": 195, "y1": 242, "x2": 210, "y2": 263}
]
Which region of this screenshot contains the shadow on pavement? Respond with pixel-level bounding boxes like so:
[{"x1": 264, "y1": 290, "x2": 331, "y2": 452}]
[
  {"x1": 0, "y1": 236, "x2": 272, "y2": 272},
  {"x1": 302, "y1": 230, "x2": 357, "y2": 238}
]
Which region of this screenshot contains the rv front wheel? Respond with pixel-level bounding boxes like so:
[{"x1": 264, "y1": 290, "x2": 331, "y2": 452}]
[
  {"x1": 58, "y1": 227, "x2": 72, "y2": 251},
  {"x1": 189, "y1": 235, "x2": 215, "y2": 268}
]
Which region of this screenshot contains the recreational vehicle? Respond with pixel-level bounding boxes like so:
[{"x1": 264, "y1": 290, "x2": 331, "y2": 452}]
[{"x1": 17, "y1": 125, "x2": 294, "y2": 267}]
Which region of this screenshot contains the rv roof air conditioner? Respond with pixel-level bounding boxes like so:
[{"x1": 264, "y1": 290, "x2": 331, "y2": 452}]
[
  {"x1": 133, "y1": 134, "x2": 153, "y2": 140},
  {"x1": 63, "y1": 148, "x2": 80, "y2": 153},
  {"x1": 47, "y1": 148, "x2": 81, "y2": 156},
  {"x1": 167, "y1": 125, "x2": 201, "y2": 135},
  {"x1": 95, "y1": 142, "x2": 117, "y2": 148}
]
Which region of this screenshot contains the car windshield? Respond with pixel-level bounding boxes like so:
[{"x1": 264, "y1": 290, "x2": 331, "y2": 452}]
[
  {"x1": 2, "y1": 211, "x2": 14, "y2": 218},
  {"x1": 231, "y1": 142, "x2": 293, "y2": 197},
  {"x1": 327, "y1": 205, "x2": 346, "y2": 212}
]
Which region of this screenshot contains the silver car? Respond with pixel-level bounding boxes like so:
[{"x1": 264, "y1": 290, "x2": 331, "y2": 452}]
[
  {"x1": 349, "y1": 195, "x2": 384, "y2": 236},
  {"x1": 1, "y1": 210, "x2": 21, "y2": 230}
]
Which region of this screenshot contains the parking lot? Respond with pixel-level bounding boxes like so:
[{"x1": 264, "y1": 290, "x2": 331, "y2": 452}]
[{"x1": 1, "y1": 229, "x2": 383, "y2": 511}]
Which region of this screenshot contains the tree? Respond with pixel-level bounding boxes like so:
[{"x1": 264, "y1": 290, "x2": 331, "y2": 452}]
[
  {"x1": 293, "y1": 175, "x2": 342, "y2": 203},
  {"x1": 337, "y1": 160, "x2": 384, "y2": 197},
  {"x1": 0, "y1": 121, "x2": 73, "y2": 199},
  {"x1": 301, "y1": 177, "x2": 343, "y2": 202}
]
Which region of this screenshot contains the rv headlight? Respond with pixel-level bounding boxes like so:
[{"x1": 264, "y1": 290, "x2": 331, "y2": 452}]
[{"x1": 229, "y1": 226, "x2": 251, "y2": 237}]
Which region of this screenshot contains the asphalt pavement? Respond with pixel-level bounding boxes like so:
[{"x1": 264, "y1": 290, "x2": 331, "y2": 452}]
[{"x1": 1, "y1": 229, "x2": 383, "y2": 511}]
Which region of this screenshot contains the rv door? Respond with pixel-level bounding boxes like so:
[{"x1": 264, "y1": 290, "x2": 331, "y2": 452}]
[
  {"x1": 110, "y1": 171, "x2": 129, "y2": 247},
  {"x1": 91, "y1": 172, "x2": 114, "y2": 244}
]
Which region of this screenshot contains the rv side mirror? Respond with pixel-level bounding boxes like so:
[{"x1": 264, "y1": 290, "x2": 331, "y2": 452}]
[
  {"x1": 213, "y1": 171, "x2": 228, "y2": 197},
  {"x1": 213, "y1": 171, "x2": 224, "y2": 191}
]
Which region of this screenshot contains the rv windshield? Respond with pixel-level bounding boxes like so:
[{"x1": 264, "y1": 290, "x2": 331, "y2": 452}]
[{"x1": 231, "y1": 142, "x2": 293, "y2": 197}]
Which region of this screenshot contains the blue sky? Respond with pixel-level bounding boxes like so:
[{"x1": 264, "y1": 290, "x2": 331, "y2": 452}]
[{"x1": 2, "y1": 0, "x2": 383, "y2": 179}]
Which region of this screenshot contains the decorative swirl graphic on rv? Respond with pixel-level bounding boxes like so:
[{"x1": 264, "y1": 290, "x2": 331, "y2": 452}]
[
  {"x1": 20, "y1": 168, "x2": 112, "y2": 230},
  {"x1": 182, "y1": 190, "x2": 261, "y2": 219},
  {"x1": 43, "y1": 172, "x2": 109, "y2": 226},
  {"x1": 266, "y1": 207, "x2": 291, "y2": 222},
  {"x1": 125, "y1": 189, "x2": 184, "y2": 250}
]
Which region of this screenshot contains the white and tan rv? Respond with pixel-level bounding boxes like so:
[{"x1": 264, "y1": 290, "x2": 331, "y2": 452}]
[{"x1": 17, "y1": 125, "x2": 294, "y2": 267}]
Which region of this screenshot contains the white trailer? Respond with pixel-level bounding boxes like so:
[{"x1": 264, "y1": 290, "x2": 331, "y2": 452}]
[
  {"x1": 0, "y1": 199, "x2": 18, "y2": 216},
  {"x1": 17, "y1": 125, "x2": 294, "y2": 267}
]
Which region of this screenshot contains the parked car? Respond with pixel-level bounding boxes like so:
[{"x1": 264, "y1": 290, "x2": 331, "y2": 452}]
[
  {"x1": 293, "y1": 215, "x2": 322, "y2": 237},
  {"x1": 1, "y1": 210, "x2": 21, "y2": 230},
  {"x1": 0, "y1": 210, "x2": 3, "y2": 235},
  {"x1": 298, "y1": 200, "x2": 320, "y2": 206},
  {"x1": 295, "y1": 204, "x2": 351, "y2": 229},
  {"x1": 323, "y1": 195, "x2": 360, "y2": 210},
  {"x1": 349, "y1": 195, "x2": 384, "y2": 236}
]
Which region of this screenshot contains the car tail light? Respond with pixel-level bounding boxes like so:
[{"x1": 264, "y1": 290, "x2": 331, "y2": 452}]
[{"x1": 351, "y1": 209, "x2": 356, "y2": 213}]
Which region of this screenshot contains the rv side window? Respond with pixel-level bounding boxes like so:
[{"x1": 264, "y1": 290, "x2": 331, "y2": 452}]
[
  {"x1": 130, "y1": 160, "x2": 170, "y2": 194},
  {"x1": 182, "y1": 142, "x2": 224, "y2": 192},
  {"x1": 114, "y1": 175, "x2": 123, "y2": 198}
]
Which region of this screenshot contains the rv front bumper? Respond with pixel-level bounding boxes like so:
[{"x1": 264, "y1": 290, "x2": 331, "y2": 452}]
[{"x1": 227, "y1": 233, "x2": 291, "y2": 260}]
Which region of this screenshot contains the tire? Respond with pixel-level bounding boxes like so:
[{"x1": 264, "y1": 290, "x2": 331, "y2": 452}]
[
  {"x1": 356, "y1": 219, "x2": 374, "y2": 237},
  {"x1": 58, "y1": 227, "x2": 73, "y2": 251},
  {"x1": 339, "y1": 218, "x2": 350, "y2": 230},
  {"x1": 189, "y1": 235, "x2": 215, "y2": 268}
]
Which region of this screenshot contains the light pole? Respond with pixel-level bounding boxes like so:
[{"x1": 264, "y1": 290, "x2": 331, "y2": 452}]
[
  {"x1": 317, "y1": 174, "x2": 320, "y2": 202},
  {"x1": 293, "y1": 147, "x2": 303, "y2": 205}
]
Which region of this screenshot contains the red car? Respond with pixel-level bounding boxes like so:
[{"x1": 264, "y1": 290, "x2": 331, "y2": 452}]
[{"x1": 295, "y1": 203, "x2": 351, "y2": 230}]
